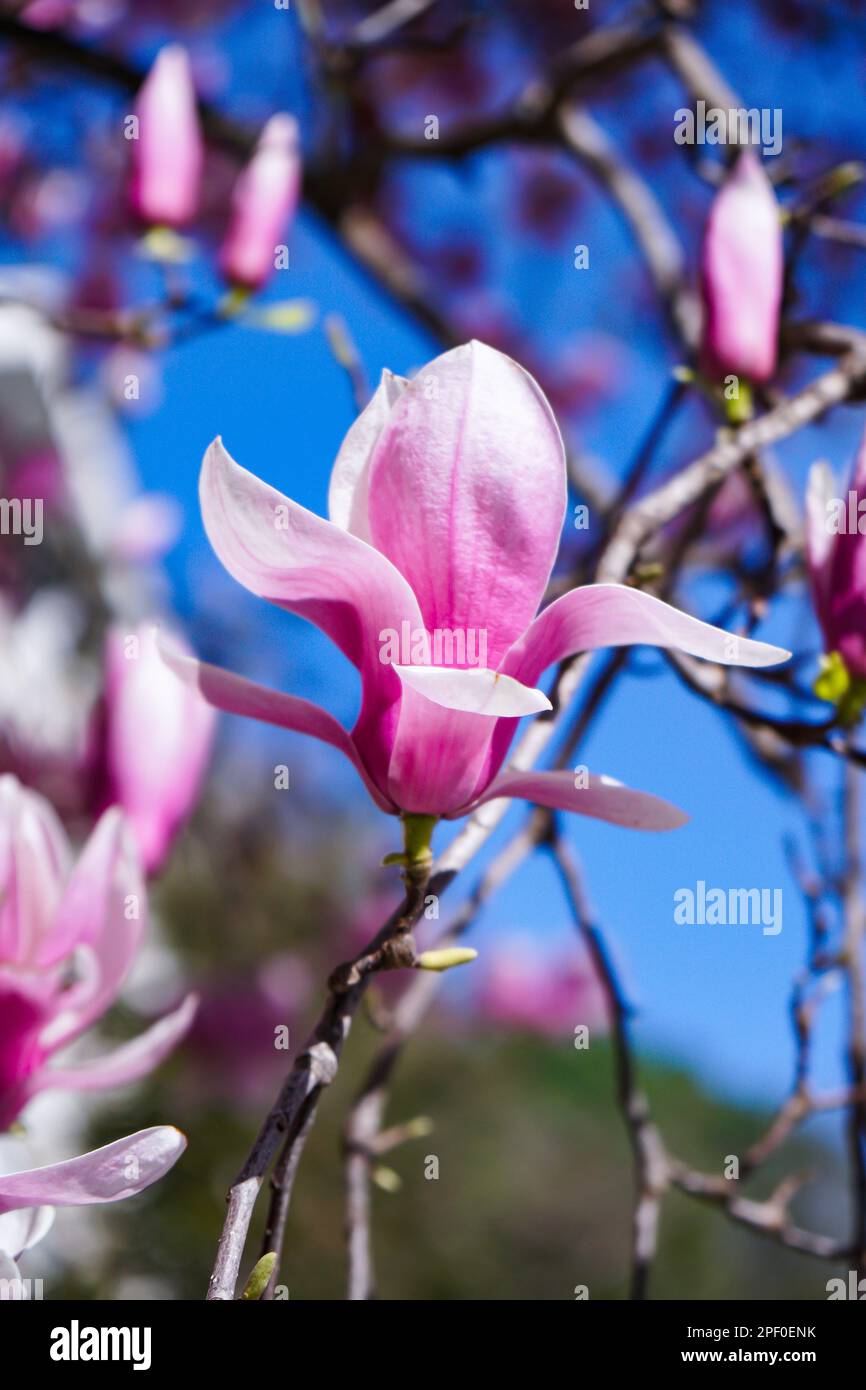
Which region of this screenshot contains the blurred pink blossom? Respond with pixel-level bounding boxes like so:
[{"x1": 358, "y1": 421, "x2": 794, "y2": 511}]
[
  {"x1": 806, "y1": 428, "x2": 866, "y2": 680},
  {"x1": 109, "y1": 494, "x2": 181, "y2": 564},
  {"x1": 0, "y1": 775, "x2": 196, "y2": 1131},
  {"x1": 129, "y1": 46, "x2": 203, "y2": 229},
  {"x1": 101, "y1": 624, "x2": 215, "y2": 874},
  {"x1": 699, "y1": 151, "x2": 784, "y2": 385},
  {"x1": 186, "y1": 954, "x2": 311, "y2": 1102},
  {"x1": 219, "y1": 114, "x2": 301, "y2": 291},
  {"x1": 475, "y1": 940, "x2": 606, "y2": 1038}
]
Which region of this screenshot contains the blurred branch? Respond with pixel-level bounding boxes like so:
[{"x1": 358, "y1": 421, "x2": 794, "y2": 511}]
[
  {"x1": 343, "y1": 815, "x2": 545, "y2": 1300},
  {"x1": 546, "y1": 823, "x2": 668, "y2": 1300},
  {"x1": 670, "y1": 1163, "x2": 852, "y2": 1260},
  {"x1": 324, "y1": 313, "x2": 371, "y2": 413},
  {"x1": 810, "y1": 216, "x2": 866, "y2": 251},
  {"x1": 598, "y1": 346, "x2": 866, "y2": 584},
  {"x1": 556, "y1": 106, "x2": 698, "y2": 347},
  {"x1": 350, "y1": 0, "x2": 442, "y2": 48}
]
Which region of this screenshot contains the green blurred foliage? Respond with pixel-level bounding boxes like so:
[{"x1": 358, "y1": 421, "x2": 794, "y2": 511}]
[
  {"x1": 56, "y1": 1031, "x2": 844, "y2": 1301},
  {"x1": 40, "y1": 797, "x2": 846, "y2": 1301}
]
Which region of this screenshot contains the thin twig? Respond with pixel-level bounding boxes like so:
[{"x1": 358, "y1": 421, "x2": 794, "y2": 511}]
[{"x1": 343, "y1": 813, "x2": 546, "y2": 1299}]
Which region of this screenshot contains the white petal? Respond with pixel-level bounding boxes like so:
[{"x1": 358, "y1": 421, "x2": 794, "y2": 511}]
[{"x1": 394, "y1": 664, "x2": 552, "y2": 717}]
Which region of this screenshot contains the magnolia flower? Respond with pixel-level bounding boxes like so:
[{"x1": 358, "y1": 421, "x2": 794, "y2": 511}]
[
  {"x1": 475, "y1": 941, "x2": 606, "y2": 1038},
  {"x1": 700, "y1": 151, "x2": 783, "y2": 385},
  {"x1": 102, "y1": 625, "x2": 215, "y2": 874},
  {"x1": 0, "y1": 1127, "x2": 185, "y2": 1290},
  {"x1": 129, "y1": 46, "x2": 203, "y2": 229},
  {"x1": 219, "y1": 114, "x2": 301, "y2": 291},
  {"x1": 164, "y1": 342, "x2": 787, "y2": 829},
  {"x1": 806, "y1": 432, "x2": 866, "y2": 685},
  {"x1": 0, "y1": 776, "x2": 196, "y2": 1131}
]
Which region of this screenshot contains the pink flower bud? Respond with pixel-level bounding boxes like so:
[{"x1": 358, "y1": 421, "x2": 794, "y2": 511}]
[
  {"x1": 219, "y1": 114, "x2": 301, "y2": 291},
  {"x1": 129, "y1": 45, "x2": 203, "y2": 229},
  {"x1": 699, "y1": 151, "x2": 783, "y2": 385},
  {"x1": 806, "y1": 429, "x2": 866, "y2": 682}
]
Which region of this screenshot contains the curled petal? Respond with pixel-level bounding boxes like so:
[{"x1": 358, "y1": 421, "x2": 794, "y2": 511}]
[
  {"x1": 0, "y1": 1204, "x2": 54, "y2": 1262},
  {"x1": 33, "y1": 994, "x2": 198, "y2": 1097},
  {"x1": 394, "y1": 664, "x2": 551, "y2": 717},
  {"x1": 0, "y1": 1127, "x2": 186, "y2": 1215},
  {"x1": 504, "y1": 582, "x2": 789, "y2": 688},
  {"x1": 159, "y1": 639, "x2": 397, "y2": 812},
  {"x1": 458, "y1": 768, "x2": 688, "y2": 830},
  {"x1": 41, "y1": 809, "x2": 146, "y2": 1046},
  {"x1": 201, "y1": 435, "x2": 425, "y2": 791},
  {"x1": 201, "y1": 435, "x2": 423, "y2": 671}
]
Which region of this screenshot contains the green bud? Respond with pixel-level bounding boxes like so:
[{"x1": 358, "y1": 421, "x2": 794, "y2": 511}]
[
  {"x1": 241, "y1": 1252, "x2": 277, "y2": 1300},
  {"x1": 415, "y1": 947, "x2": 478, "y2": 972},
  {"x1": 372, "y1": 1165, "x2": 402, "y2": 1193},
  {"x1": 723, "y1": 379, "x2": 753, "y2": 425},
  {"x1": 814, "y1": 651, "x2": 851, "y2": 705}
]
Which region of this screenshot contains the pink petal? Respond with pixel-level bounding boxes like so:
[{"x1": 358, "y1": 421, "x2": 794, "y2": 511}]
[
  {"x1": 366, "y1": 341, "x2": 567, "y2": 666},
  {"x1": 816, "y1": 428, "x2": 866, "y2": 678},
  {"x1": 0, "y1": 1203, "x2": 54, "y2": 1260},
  {"x1": 805, "y1": 460, "x2": 836, "y2": 621},
  {"x1": 383, "y1": 690, "x2": 504, "y2": 814},
  {"x1": 159, "y1": 638, "x2": 397, "y2": 812},
  {"x1": 459, "y1": 768, "x2": 688, "y2": 829},
  {"x1": 33, "y1": 994, "x2": 197, "y2": 1098},
  {"x1": 0, "y1": 1127, "x2": 186, "y2": 1214},
  {"x1": 41, "y1": 809, "x2": 146, "y2": 1046},
  {"x1": 104, "y1": 625, "x2": 215, "y2": 875},
  {"x1": 327, "y1": 370, "x2": 408, "y2": 543},
  {"x1": 504, "y1": 583, "x2": 789, "y2": 688},
  {"x1": 200, "y1": 435, "x2": 424, "y2": 793},
  {"x1": 394, "y1": 664, "x2": 551, "y2": 716},
  {"x1": 0, "y1": 776, "x2": 70, "y2": 966}
]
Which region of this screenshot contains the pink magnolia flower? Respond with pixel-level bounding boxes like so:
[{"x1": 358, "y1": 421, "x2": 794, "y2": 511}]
[
  {"x1": 0, "y1": 1127, "x2": 185, "y2": 1287},
  {"x1": 475, "y1": 940, "x2": 606, "y2": 1038},
  {"x1": 102, "y1": 625, "x2": 215, "y2": 874},
  {"x1": 0, "y1": 776, "x2": 196, "y2": 1131},
  {"x1": 164, "y1": 341, "x2": 787, "y2": 827},
  {"x1": 806, "y1": 433, "x2": 866, "y2": 681},
  {"x1": 219, "y1": 114, "x2": 301, "y2": 291},
  {"x1": 700, "y1": 151, "x2": 783, "y2": 385},
  {"x1": 129, "y1": 46, "x2": 203, "y2": 229}
]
